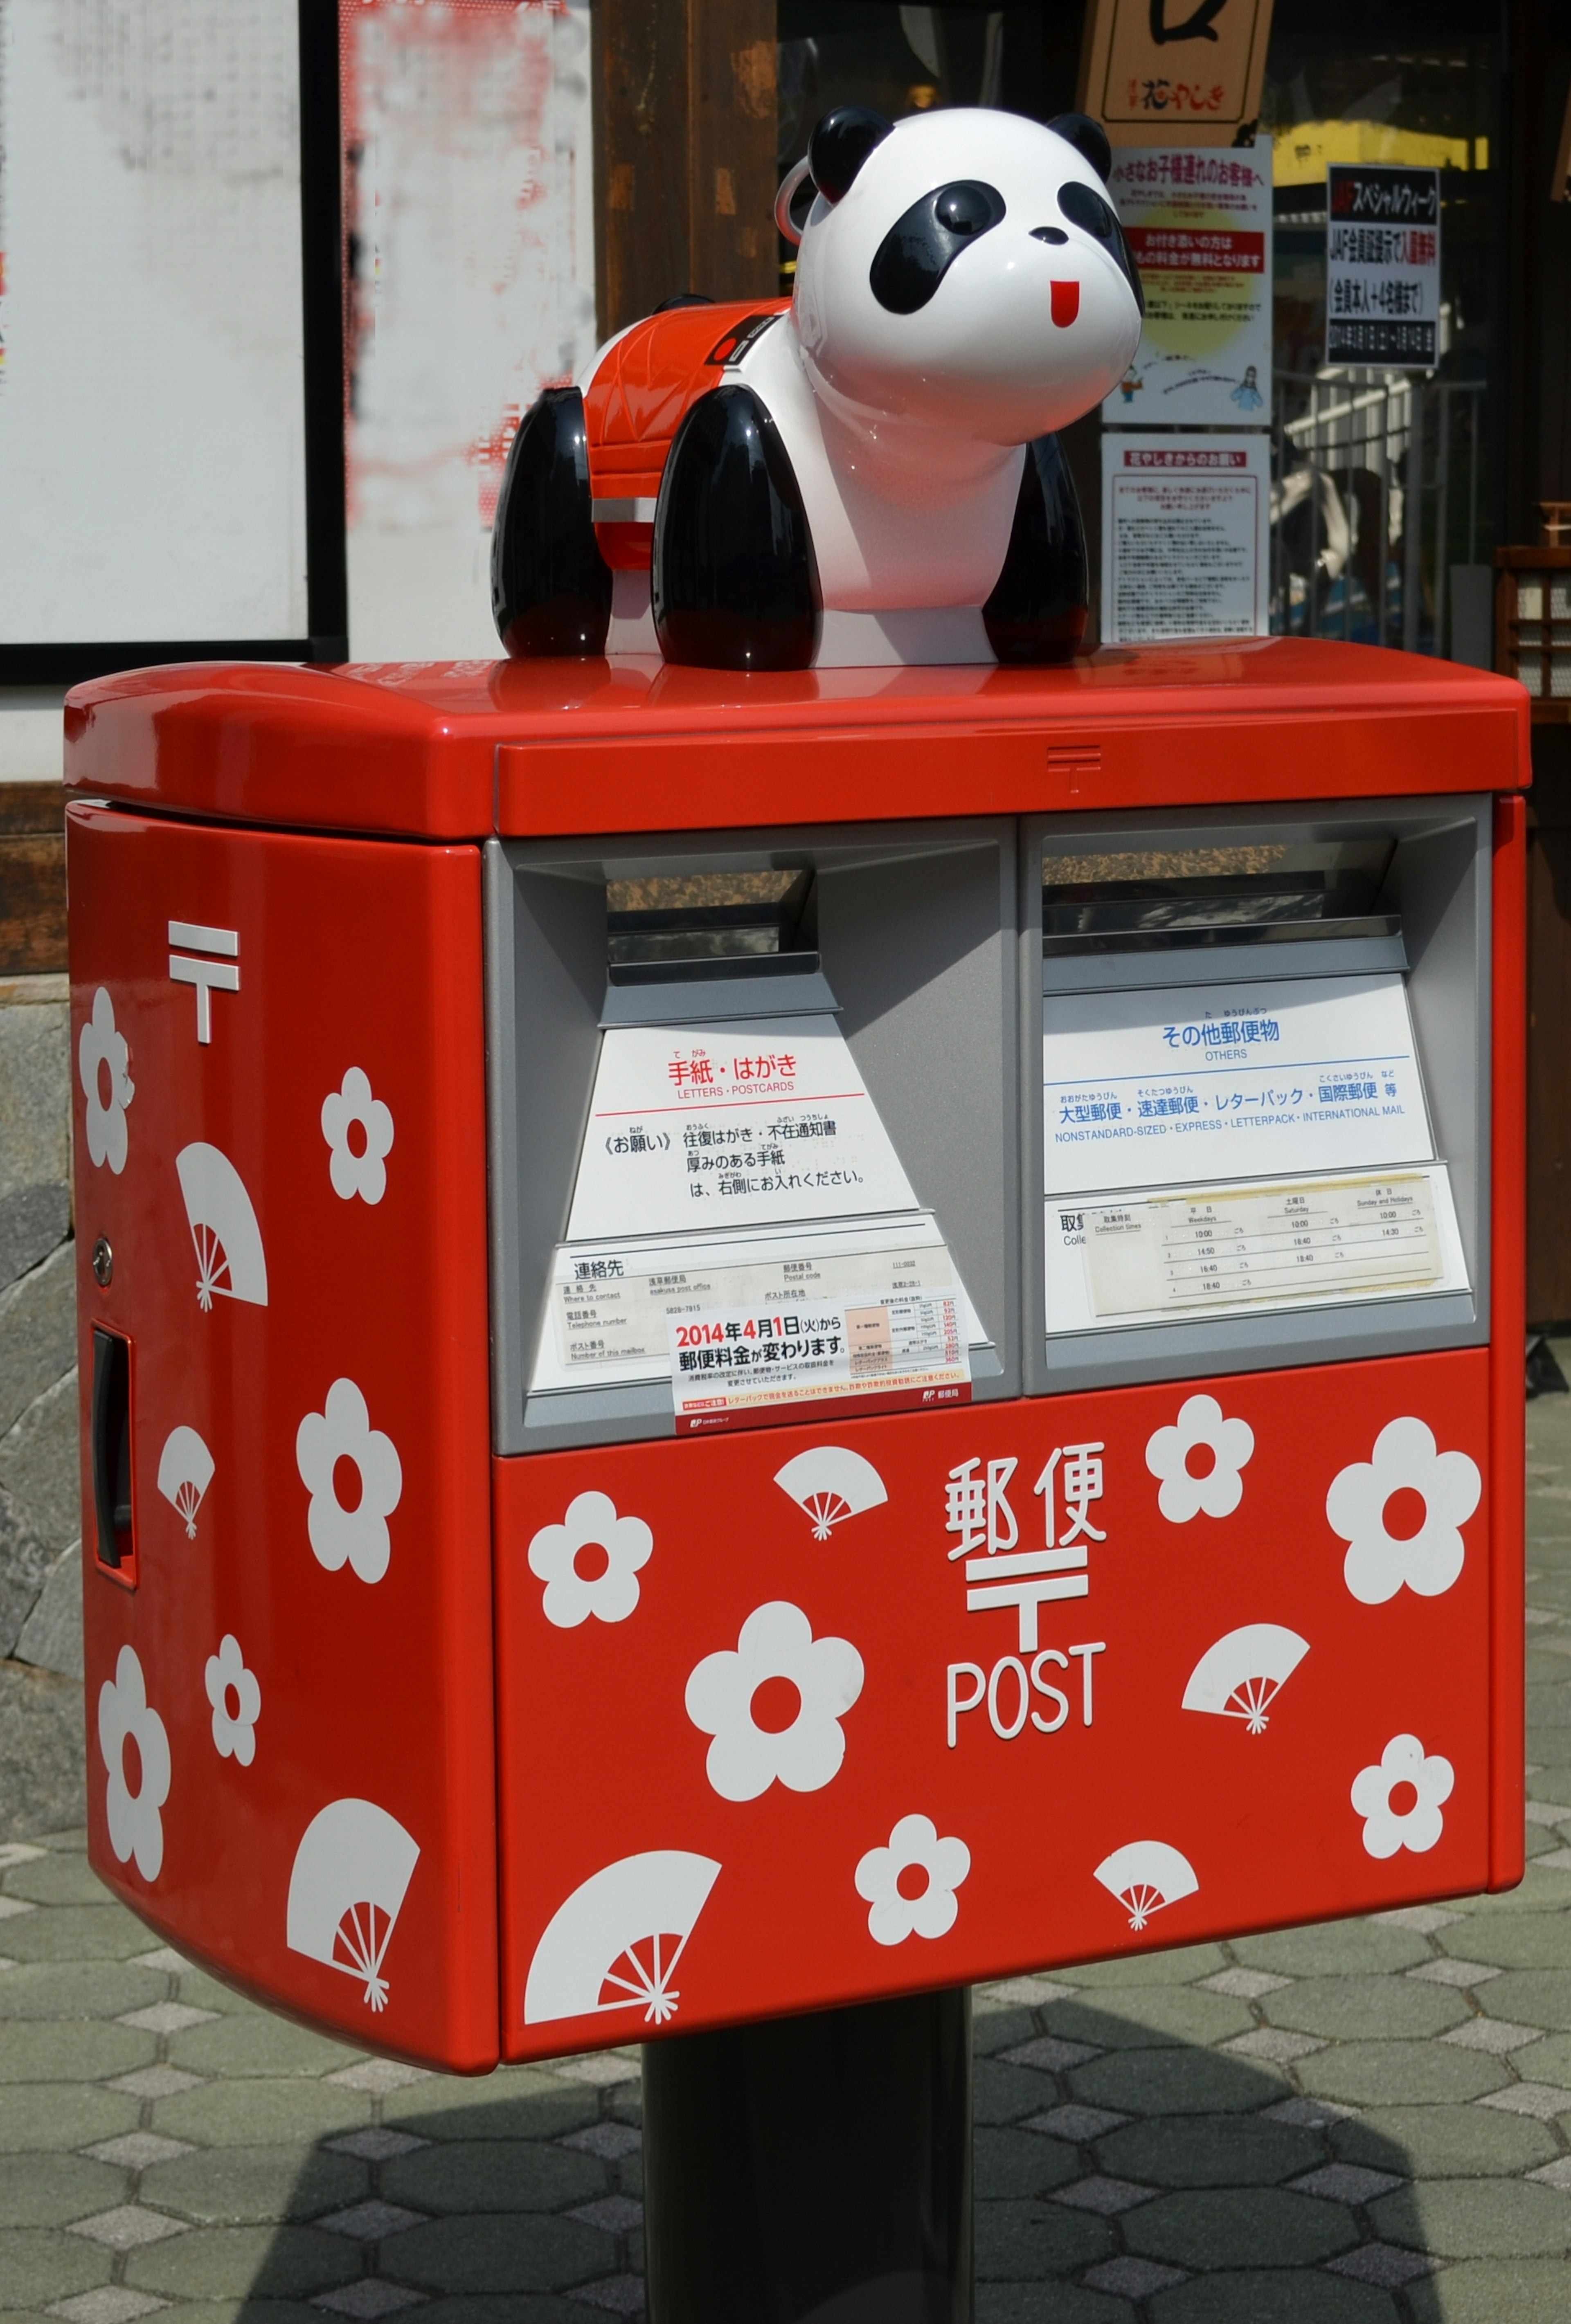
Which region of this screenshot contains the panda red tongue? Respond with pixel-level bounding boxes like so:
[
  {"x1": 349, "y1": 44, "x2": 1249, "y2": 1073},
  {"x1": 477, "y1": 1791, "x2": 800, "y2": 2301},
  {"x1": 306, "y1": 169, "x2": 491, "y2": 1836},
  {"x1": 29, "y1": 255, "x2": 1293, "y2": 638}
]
[{"x1": 1051, "y1": 281, "x2": 1081, "y2": 328}]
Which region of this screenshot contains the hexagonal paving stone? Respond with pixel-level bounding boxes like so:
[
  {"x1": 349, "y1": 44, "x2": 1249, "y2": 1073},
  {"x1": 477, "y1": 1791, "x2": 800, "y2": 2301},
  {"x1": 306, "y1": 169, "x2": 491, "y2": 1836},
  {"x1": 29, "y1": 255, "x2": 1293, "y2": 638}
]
[
  {"x1": 0, "y1": 2022, "x2": 155, "y2": 2083},
  {"x1": 977, "y1": 2284, "x2": 1132, "y2": 2324},
  {"x1": 0, "y1": 1907, "x2": 155, "y2": 1962},
  {"x1": 387, "y1": 2213, "x2": 616, "y2": 2296},
  {"x1": 973, "y1": 2196, "x2": 1113, "y2": 2279},
  {"x1": 1123, "y1": 2187, "x2": 1357, "y2": 2272},
  {"x1": 1370, "y1": 2176, "x2": 1571, "y2": 2259},
  {"x1": 0, "y1": 1962, "x2": 166, "y2": 2020},
  {"x1": 167, "y1": 2017, "x2": 365, "y2": 2080},
  {"x1": 973, "y1": 2124, "x2": 1081, "y2": 2199},
  {"x1": 0, "y1": 2154, "x2": 126, "y2": 2228},
  {"x1": 1230, "y1": 1923, "x2": 1433, "y2": 1977},
  {"x1": 1150, "y1": 2269, "x2": 1400, "y2": 2323},
  {"x1": 1262, "y1": 1976, "x2": 1469, "y2": 2043},
  {"x1": 1296, "y1": 2041, "x2": 1510, "y2": 2108},
  {"x1": 975, "y1": 2059, "x2": 1064, "y2": 2126},
  {"x1": 382, "y1": 2074, "x2": 601, "y2": 2144},
  {"x1": 1068, "y1": 1946, "x2": 1228, "y2": 1989},
  {"x1": 1096, "y1": 2116, "x2": 1323, "y2": 2189},
  {"x1": 151, "y1": 2079, "x2": 372, "y2": 2149},
  {"x1": 380, "y1": 2141, "x2": 606, "y2": 2216},
  {"x1": 0, "y1": 2083, "x2": 138, "y2": 2153},
  {"x1": 137, "y1": 2145, "x2": 370, "y2": 2226},
  {"x1": 0, "y1": 2225, "x2": 113, "y2": 2307},
  {"x1": 122, "y1": 2223, "x2": 362, "y2": 2300},
  {"x1": 1038, "y1": 1988, "x2": 1254, "y2": 2052},
  {"x1": 1069, "y1": 2047, "x2": 1287, "y2": 2118},
  {"x1": 1473, "y1": 1971, "x2": 1571, "y2": 2031},
  {"x1": 972, "y1": 2005, "x2": 1042, "y2": 2059},
  {"x1": 1, "y1": 1855, "x2": 114, "y2": 1908},
  {"x1": 1332, "y1": 2101, "x2": 1558, "y2": 2179},
  {"x1": 1406, "y1": 2257, "x2": 1571, "y2": 2324}
]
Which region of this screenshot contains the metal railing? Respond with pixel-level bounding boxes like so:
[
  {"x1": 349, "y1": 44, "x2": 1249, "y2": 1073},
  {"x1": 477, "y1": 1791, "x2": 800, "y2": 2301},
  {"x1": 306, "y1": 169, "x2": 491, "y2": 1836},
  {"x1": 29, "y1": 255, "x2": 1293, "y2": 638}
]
[{"x1": 1270, "y1": 371, "x2": 1488, "y2": 659}]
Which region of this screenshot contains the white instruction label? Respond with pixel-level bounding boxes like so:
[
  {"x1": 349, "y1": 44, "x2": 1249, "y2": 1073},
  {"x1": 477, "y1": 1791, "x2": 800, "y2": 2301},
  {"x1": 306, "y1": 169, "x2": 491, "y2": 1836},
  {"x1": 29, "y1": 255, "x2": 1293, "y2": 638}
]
[
  {"x1": 670, "y1": 1289, "x2": 969, "y2": 1432},
  {"x1": 1044, "y1": 973, "x2": 1432, "y2": 1196},
  {"x1": 567, "y1": 1015, "x2": 919, "y2": 1240}
]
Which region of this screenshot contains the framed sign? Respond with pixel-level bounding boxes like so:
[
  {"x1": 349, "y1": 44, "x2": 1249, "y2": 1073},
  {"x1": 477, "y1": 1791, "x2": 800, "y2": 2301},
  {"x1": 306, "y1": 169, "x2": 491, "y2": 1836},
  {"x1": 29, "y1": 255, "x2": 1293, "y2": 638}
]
[
  {"x1": 0, "y1": 0, "x2": 345, "y2": 681},
  {"x1": 1325, "y1": 164, "x2": 1442, "y2": 371},
  {"x1": 1100, "y1": 433, "x2": 1270, "y2": 643},
  {"x1": 1077, "y1": 0, "x2": 1275, "y2": 148}
]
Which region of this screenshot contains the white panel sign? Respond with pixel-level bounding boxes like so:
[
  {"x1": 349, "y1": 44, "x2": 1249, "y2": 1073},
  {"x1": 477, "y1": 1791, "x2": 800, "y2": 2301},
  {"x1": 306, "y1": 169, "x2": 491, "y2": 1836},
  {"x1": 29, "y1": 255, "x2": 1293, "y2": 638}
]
[
  {"x1": 1100, "y1": 433, "x2": 1270, "y2": 643},
  {"x1": 1326, "y1": 164, "x2": 1441, "y2": 371},
  {"x1": 565, "y1": 1016, "x2": 921, "y2": 1243},
  {"x1": 1103, "y1": 143, "x2": 1272, "y2": 427},
  {"x1": 1044, "y1": 973, "x2": 1433, "y2": 1196},
  {"x1": 0, "y1": 0, "x2": 308, "y2": 642},
  {"x1": 1046, "y1": 1164, "x2": 1469, "y2": 1333},
  {"x1": 669, "y1": 1288, "x2": 968, "y2": 1432}
]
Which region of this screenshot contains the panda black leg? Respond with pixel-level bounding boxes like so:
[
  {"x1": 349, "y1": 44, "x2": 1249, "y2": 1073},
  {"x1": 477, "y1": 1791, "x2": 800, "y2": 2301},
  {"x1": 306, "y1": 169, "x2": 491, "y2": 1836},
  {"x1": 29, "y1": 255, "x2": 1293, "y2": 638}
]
[
  {"x1": 491, "y1": 386, "x2": 613, "y2": 657},
  {"x1": 653, "y1": 385, "x2": 820, "y2": 672},
  {"x1": 982, "y1": 432, "x2": 1089, "y2": 665}
]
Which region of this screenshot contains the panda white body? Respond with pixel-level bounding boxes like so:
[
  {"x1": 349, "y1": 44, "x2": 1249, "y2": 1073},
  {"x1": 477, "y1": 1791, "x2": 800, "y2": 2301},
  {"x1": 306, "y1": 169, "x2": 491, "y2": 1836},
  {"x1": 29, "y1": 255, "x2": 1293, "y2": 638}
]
[{"x1": 498, "y1": 107, "x2": 1144, "y2": 670}]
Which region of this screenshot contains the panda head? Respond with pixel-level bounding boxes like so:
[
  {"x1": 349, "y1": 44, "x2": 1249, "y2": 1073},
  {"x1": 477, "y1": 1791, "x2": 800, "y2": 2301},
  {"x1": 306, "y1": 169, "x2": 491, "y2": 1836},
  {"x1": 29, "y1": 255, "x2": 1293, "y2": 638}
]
[{"x1": 790, "y1": 107, "x2": 1143, "y2": 445}]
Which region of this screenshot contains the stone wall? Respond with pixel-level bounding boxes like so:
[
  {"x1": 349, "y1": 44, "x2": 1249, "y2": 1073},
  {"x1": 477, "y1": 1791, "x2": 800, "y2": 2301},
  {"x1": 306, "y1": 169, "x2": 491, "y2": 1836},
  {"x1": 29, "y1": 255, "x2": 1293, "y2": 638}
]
[{"x1": 0, "y1": 972, "x2": 82, "y2": 1677}]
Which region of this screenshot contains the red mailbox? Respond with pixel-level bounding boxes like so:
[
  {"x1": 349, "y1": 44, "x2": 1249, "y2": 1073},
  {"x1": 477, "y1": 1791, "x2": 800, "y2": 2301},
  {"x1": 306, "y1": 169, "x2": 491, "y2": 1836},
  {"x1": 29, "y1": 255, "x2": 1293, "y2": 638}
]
[{"x1": 66, "y1": 640, "x2": 1526, "y2": 2085}]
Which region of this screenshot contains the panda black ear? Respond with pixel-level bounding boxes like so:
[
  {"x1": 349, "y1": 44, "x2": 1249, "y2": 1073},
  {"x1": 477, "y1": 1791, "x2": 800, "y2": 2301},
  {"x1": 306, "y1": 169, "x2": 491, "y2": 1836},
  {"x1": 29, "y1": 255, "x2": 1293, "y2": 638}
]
[
  {"x1": 1047, "y1": 111, "x2": 1113, "y2": 185},
  {"x1": 808, "y1": 106, "x2": 894, "y2": 204}
]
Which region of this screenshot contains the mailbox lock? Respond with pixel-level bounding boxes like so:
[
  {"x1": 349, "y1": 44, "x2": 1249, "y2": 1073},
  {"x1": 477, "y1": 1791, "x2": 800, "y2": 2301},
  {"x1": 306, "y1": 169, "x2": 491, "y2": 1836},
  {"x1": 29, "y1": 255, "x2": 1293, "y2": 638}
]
[{"x1": 91, "y1": 1238, "x2": 114, "y2": 1287}]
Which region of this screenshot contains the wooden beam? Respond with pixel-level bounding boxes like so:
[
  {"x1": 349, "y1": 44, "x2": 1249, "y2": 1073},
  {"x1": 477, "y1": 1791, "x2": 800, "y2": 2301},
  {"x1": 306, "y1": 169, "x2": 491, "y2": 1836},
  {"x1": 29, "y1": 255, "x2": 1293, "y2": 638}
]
[
  {"x1": 0, "y1": 784, "x2": 66, "y2": 977},
  {"x1": 592, "y1": 0, "x2": 779, "y2": 339}
]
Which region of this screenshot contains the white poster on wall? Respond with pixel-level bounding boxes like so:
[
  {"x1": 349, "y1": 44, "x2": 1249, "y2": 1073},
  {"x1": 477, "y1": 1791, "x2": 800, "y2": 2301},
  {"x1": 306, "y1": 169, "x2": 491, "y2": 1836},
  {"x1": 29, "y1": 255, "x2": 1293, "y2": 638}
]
[
  {"x1": 1325, "y1": 164, "x2": 1441, "y2": 371},
  {"x1": 342, "y1": 0, "x2": 596, "y2": 660},
  {"x1": 0, "y1": 0, "x2": 308, "y2": 644},
  {"x1": 1103, "y1": 142, "x2": 1272, "y2": 427},
  {"x1": 1100, "y1": 432, "x2": 1270, "y2": 643}
]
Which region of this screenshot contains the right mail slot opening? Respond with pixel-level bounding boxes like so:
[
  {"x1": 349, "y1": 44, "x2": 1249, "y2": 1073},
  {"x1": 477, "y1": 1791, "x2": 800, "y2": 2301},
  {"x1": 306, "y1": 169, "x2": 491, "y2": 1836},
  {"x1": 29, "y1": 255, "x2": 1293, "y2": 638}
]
[{"x1": 1027, "y1": 801, "x2": 1491, "y2": 1394}]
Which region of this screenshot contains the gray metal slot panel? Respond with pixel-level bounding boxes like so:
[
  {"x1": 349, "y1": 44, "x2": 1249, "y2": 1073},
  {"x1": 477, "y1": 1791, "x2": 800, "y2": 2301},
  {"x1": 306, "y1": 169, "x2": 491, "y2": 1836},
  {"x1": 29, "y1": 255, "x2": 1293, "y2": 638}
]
[
  {"x1": 601, "y1": 968, "x2": 840, "y2": 1025},
  {"x1": 1042, "y1": 932, "x2": 1408, "y2": 995}
]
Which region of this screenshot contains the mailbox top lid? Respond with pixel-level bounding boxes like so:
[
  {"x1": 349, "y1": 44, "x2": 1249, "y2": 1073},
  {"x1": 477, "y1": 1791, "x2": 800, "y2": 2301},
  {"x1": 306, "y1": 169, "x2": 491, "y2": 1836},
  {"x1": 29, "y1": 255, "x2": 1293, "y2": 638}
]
[{"x1": 65, "y1": 638, "x2": 1528, "y2": 844}]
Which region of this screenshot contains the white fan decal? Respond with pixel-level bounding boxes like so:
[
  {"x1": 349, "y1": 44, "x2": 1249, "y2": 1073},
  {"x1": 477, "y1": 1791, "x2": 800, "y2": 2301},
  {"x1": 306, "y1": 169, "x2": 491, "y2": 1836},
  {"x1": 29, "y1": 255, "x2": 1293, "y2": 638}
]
[
  {"x1": 1094, "y1": 1840, "x2": 1200, "y2": 1932},
  {"x1": 176, "y1": 1144, "x2": 268, "y2": 1311},
  {"x1": 156, "y1": 1426, "x2": 215, "y2": 1538},
  {"x1": 524, "y1": 1850, "x2": 721, "y2": 2028},
  {"x1": 773, "y1": 1446, "x2": 888, "y2": 1540},
  {"x1": 286, "y1": 1798, "x2": 419, "y2": 2012},
  {"x1": 1182, "y1": 1624, "x2": 1310, "y2": 1736}
]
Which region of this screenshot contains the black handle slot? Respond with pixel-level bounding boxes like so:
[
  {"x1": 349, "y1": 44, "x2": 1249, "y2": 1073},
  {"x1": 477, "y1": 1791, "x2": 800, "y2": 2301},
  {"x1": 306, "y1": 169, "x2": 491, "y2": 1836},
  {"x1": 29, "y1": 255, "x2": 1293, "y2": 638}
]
[{"x1": 90, "y1": 1328, "x2": 133, "y2": 1570}]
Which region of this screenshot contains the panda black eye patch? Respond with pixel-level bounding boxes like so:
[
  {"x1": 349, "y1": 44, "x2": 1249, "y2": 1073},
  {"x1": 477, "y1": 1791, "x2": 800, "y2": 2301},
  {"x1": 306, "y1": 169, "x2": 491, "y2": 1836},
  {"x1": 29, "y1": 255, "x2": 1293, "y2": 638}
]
[
  {"x1": 869, "y1": 180, "x2": 1007, "y2": 315},
  {"x1": 1058, "y1": 180, "x2": 1146, "y2": 315}
]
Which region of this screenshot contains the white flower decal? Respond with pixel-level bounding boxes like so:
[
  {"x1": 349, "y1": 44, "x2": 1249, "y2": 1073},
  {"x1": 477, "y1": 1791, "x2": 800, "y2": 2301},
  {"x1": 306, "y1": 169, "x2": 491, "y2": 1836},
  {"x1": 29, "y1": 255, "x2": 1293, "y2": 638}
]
[
  {"x1": 528, "y1": 1491, "x2": 653, "y2": 1628},
  {"x1": 322, "y1": 1068, "x2": 395, "y2": 1205},
  {"x1": 204, "y1": 1634, "x2": 261, "y2": 1766},
  {"x1": 1327, "y1": 1416, "x2": 1481, "y2": 1605},
  {"x1": 98, "y1": 1645, "x2": 171, "y2": 1880},
  {"x1": 1145, "y1": 1393, "x2": 1255, "y2": 1523},
  {"x1": 295, "y1": 1379, "x2": 403, "y2": 1585},
  {"x1": 1352, "y1": 1733, "x2": 1454, "y2": 1859},
  {"x1": 685, "y1": 1601, "x2": 864, "y2": 1803},
  {"x1": 78, "y1": 987, "x2": 135, "y2": 1174},
  {"x1": 854, "y1": 1814, "x2": 971, "y2": 1947}
]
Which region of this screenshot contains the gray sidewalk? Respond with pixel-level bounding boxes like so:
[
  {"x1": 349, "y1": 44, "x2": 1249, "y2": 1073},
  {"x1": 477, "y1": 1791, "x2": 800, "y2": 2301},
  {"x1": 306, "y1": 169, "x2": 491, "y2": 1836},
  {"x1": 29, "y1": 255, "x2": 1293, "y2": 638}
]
[{"x1": 6, "y1": 1371, "x2": 1571, "y2": 2324}]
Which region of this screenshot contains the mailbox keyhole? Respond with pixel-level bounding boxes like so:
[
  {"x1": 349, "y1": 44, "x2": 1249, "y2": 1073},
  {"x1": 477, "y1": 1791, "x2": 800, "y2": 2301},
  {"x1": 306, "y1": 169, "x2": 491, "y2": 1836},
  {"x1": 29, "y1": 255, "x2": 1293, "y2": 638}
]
[
  {"x1": 1382, "y1": 1487, "x2": 1428, "y2": 1542},
  {"x1": 1183, "y1": 1442, "x2": 1217, "y2": 1480},
  {"x1": 332, "y1": 1456, "x2": 365, "y2": 1515},
  {"x1": 573, "y1": 1540, "x2": 612, "y2": 1582},
  {"x1": 1387, "y1": 1780, "x2": 1420, "y2": 1816},
  {"x1": 895, "y1": 1862, "x2": 931, "y2": 1902},
  {"x1": 750, "y1": 1676, "x2": 802, "y2": 1734}
]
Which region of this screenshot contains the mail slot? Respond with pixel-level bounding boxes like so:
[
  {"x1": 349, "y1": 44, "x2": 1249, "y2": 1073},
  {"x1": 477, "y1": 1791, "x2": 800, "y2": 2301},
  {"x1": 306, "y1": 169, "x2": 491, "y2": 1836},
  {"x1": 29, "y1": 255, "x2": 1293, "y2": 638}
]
[{"x1": 64, "y1": 641, "x2": 1525, "y2": 2085}]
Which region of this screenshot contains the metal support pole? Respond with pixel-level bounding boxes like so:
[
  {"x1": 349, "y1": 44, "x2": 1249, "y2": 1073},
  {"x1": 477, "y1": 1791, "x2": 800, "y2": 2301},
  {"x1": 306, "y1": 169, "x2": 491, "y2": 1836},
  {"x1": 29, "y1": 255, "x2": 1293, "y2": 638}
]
[
  {"x1": 1435, "y1": 384, "x2": 1452, "y2": 659},
  {"x1": 1403, "y1": 386, "x2": 1424, "y2": 653},
  {"x1": 1308, "y1": 382, "x2": 1321, "y2": 638},
  {"x1": 1377, "y1": 380, "x2": 1391, "y2": 647},
  {"x1": 643, "y1": 1986, "x2": 974, "y2": 2324}
]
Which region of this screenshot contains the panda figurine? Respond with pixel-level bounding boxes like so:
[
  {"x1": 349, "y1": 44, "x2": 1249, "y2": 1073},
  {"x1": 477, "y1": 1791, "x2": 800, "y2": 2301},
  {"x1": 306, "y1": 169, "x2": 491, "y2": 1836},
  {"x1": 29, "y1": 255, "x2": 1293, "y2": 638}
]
[{"x1": 492, "y1": 105, "x2": 1143, "y2": 672}]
